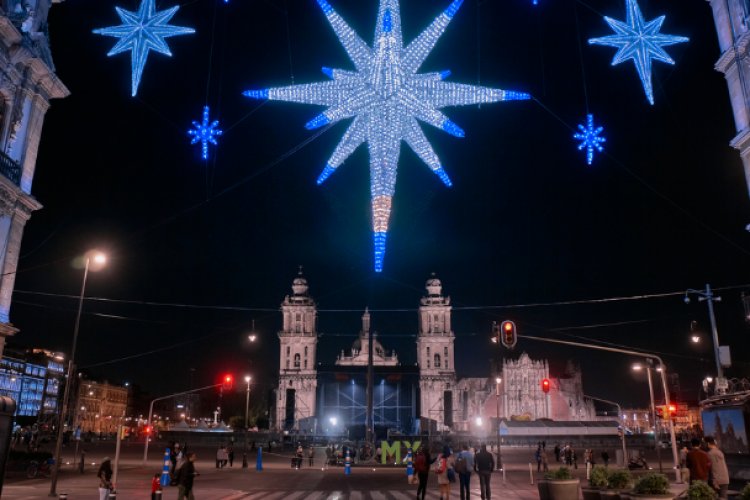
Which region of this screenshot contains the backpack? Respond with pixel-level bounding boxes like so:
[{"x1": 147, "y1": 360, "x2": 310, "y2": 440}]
[
  {"x1": 414, "y1": 453, "x2": 427, "y2": 473},
  {"x1": 434, "y1": 456, "x2": 447, "y2": 474},
  {"x1": 455, "y1": 454, "x2": 467, "y2": 474}
]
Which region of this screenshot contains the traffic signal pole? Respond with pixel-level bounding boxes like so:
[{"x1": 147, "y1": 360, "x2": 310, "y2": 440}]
[
  {"x1": 143, "y1": 383, "x2": 222, "y2": 465},
  {"x1": 516, "y1": 334, "x2": 682, "y2": 483}
]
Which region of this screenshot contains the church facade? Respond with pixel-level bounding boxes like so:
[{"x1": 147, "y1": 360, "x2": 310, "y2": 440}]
[{"x1": 274, "y1": 272, "x2": 594, "y2": 433}]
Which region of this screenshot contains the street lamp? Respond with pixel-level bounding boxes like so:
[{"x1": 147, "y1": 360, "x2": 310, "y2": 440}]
[
  {"x1": 248, "y1": 319, "x2": 258, "y2": 343},
  {"x1": 495, "y1": 377, "x2": 503, "y2": 470},
  {"x1": 244, "y1": 375, "x2": 252, "y2": 429},
  {"x1": 685, "y1": 285, "x2": 725, "y2": 394},
  {"x1": 633, "y1": 361, "x2": 663, "y2": 473},
  {"x1": 49, "y1": 250, "x2": 106, "y2": 496}
]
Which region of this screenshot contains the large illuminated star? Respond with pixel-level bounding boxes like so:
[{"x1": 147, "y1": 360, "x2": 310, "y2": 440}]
[
  {"x1": 93, "y1": 0, "x2": 195, "y2": 96},
  {"x1": 589, "y1": 0, "x2": 688, "y2": 105},
  {"x1": 244, "y1": 0, "x2": 529, "y2": 272}
]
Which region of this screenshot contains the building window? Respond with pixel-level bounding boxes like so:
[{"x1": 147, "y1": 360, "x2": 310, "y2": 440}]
[
  {"x1": 294, "y1": 353, "x2": 300, "y2": 368},
  {"x1": 304, "y1": 359, "x2": 308, "y2": 369},
  {"x1": 304, "y1": 346, "x2": 308, "y2": 356},
  {"x1": 434, "y1": 354, "x2": 441, "y2": 368},
  {"x1": 286, "y1": 360, "x2": 290, "y2": 369}
]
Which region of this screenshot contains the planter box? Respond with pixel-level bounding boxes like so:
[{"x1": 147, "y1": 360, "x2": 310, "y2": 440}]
[
  {"x1": 582, "y1": 487, "x2": 602, "y2": 500},
  {"x1": 600, "y1": 489, "x2": 630, "y2": 500},
  {"x1": 549, "y1": 479, "x2": 581, "y2": 500},
  {"x1": 538, "y1": 480, "x2": 551, "y2": 500},
  {"x1": 627, "y1": 494, "x2": 674, "y2": 500}
]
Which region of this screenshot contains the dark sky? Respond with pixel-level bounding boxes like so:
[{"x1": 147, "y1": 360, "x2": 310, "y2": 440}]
[{"x1": 7, "y1": 0, "x2": 750, "y2": 410}]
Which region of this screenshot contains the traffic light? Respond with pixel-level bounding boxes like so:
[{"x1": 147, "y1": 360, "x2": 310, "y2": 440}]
[
  {"x1": 222, "y1": 374, "x2": 234, "y2": 391},
  {"x1": 500, "y1": 320, "x2": 517, "y2": 349},
  {"x1": 541, "y1": 378, "x2": 550, "y2": 394}
]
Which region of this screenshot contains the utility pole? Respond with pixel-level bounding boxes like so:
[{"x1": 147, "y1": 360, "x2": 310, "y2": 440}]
[
  {"x1": 685, "y1": 284, "x2": 726, "y2": 394},
  {"x1": 366, "y1": 328, "x2": 374, "y2": 444}
]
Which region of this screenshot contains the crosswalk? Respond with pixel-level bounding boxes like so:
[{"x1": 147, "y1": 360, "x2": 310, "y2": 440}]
[{"x1": 222, "y1": 488, "x2": 537, "y2": 499}]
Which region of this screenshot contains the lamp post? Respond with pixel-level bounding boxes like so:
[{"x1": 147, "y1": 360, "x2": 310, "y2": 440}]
[
  {"x1": 633, "y1": 362, "x2": 662, "y2": 473},
  {"x1": 684, "y1": 285, "x2": 725, "y2": 394},
  {"x1": 495, "y1": 377, "x2": 503, "y2": 470},
  {"x1": 244, "y1": 375, "x2": 252, "y2": 429},
  {"x1": 49, "y1": 251, "x2": 106, "y2": 496}
]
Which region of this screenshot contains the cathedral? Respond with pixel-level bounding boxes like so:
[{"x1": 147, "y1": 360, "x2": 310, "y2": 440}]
[{"x1": 274, "y1": 272, "x2": 595, "y2": 434}]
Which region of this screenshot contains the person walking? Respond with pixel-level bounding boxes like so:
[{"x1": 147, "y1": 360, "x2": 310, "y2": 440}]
[
  {"x1": 97, "y1": 457, "x2": 113, "y2": 500},
  {"x1": 601, "y1": 451, "x2": 610, "y2": 467},
  {"x1": 686, "y1": 438, "x2": 711, "y2": 484},
  {"x1": 705, "y1": 436, "x2": 729, "y2": 498},
  {"x1": 535, "y1": 445, "x2": 543, "y2": 472},
  {"x1": 308, "y1": 445, "x2": 315, "y2": 467},
  {"x1": 475, "y1": 444, "x2": 495, "y2": 500},
  {"x1": 554, "y1": 444, "x2": 561, "y2": 463},
  {"x1": 414, "y1": 445, "x2": 433, "y2": 500},
  {"x1": 457, "y1": 444, "x2": 475, "y2": 500},
  {"x1": 541, "y1": 446, "x2": 549, "y2": 472},
  {"x1": 228, "y1": 446, "x2": 235, "y2": 467},
  {"x1": 176, "y1": 452, "x2": 199, "y2": 500},
  {"x1": 435, "y1": 445, "x2": 456, "y2": 500}
]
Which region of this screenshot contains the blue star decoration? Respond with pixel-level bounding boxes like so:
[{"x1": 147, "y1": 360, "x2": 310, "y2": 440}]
[
  {"x1": 573, "y1": 114, "x2": 605, "y2": 165},
  {"x1": 93, "y1": 0, "x2": 195, "y2": 97},
  {"x1": 243, "y1": 0, "x2": 530, "y2": 272},
  {"x1": 588, "y1": 0, "x2": 688, "y2": 105},
  {"x1": 188, "y1": 106, "x2": 223, "y2": 160}
]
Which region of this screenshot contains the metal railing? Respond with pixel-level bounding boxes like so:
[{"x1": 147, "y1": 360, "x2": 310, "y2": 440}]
[{"x1": 0, "y1": 150, "x2": 21, "y2": 186}]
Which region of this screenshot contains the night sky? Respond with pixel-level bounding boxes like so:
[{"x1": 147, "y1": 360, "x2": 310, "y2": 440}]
[{"x1": 7, "y1": 0, "x2": 750, "y2": 411}]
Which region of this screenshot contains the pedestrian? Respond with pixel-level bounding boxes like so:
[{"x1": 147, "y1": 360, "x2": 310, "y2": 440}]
[
  {"x1": 216, "y1": 446, "x2": 222, "y2": 468},
  {"x1": 705, "y1": 436, "x2": 729, "y2": 498},
  {"x1": 601, "y1": 451, "x2": 610, "y2": 467},
  {"x1": 686, "y1": 438, "x2": 711, "y2": 484},
  {"x1": 541, "y1": 447, "x2": 549, "y2": 472},
  {"x1": 97, "y1": 457, "x2": 113, "y2": 500},
  {"x1": 435, "y1": 445, "x2": 456, "y2": 500},
  {"x1": 414, "y1": 445, "x2": 433, "y2": 500},
  {"x1": 571, "y1": 447, "x2": 578, "y2": 469},
  {"x1": 456, "y1": 444, "x2": 475, "y2": 500},
  {"x1": 554, "y1": 444, "x2": 561, "y2": 463},
  {"x1": 151, "y1": 472, "x2": 160, "y2": 500},
  {"x1": 228, "y1": 446, "x2": 235, "y2": 467},
  {"x1": 475, "y1": 443, "x2": 495, "y2": 500},
  {"x1": 175, "y1": 452, "x2": 199, "y2": 500},
  {"x1": 535, "y1": 446, "x2": 543, "y2": 472},
  {"x1": 308, "y1": 445, "x2": 315, "y2": 466},
  {"x1": 296, "y1": 444, "x2": 304, "y2": 469}
]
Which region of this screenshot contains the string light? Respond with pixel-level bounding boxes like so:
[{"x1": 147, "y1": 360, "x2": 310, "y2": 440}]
[
  {"x1": 93, "y1": 0, "x2": 195, "y2": 96},
  {"x1": 573, "y1": 114, "x2": 605, "y2": 165},
  {"x1": 588, "y1": 0, "x2": 688, "y2": 105},
  {"x1": 188, "y1": 106, "x2": 223, "y2": 160},
  {"x1": 243, "y1": 0, "x2": 529, "y2": 272}
]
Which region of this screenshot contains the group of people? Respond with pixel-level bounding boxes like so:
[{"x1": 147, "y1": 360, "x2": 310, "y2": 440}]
[
  {"x1": 552, "y1": 443, "x2": 579, "y2": 468},
  {"x1": 215, "y1": 445, "x2": 235, "y2": 468},
  {"x1": 411, "y1": 443, "x2": 497, "y2": 500},
  {"x1": 682, "y1": 436, "x2": 730, "y2": 499}
]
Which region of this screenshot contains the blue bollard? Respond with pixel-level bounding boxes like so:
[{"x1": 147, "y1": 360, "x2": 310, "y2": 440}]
[
  {"x1": 256, "y1": 446, "x2": 263, "y2": 471},
  {"x1": 160, "y1": 448, "x2": 171, "y2": 486},
  {"x1": 405, "y1": 448, "x2": 414, "y2": 480},
  {"x1": 344, "y1": 448, "x2": 351, "y2": 475}
]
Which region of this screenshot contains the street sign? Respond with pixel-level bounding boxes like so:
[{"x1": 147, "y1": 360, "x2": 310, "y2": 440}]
[{"x1": 719, "y1": 346, "x2": 731, "y2": 368}]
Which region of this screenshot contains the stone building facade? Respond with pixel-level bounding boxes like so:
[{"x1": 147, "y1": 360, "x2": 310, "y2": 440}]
[
  {"x1": 707, "y1": 0, "x2": 750, "y2": 195},
  {"x1": 73, "y1": 378, "x2": 129, "y2": 433},
  {"x1": 0, "y1": 0, "x2": 69, "y2": 357}
]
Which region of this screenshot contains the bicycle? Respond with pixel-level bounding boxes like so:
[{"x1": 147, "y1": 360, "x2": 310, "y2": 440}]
[{"x1": 26, "y1": 459, "x2": 54, "y2": 479}]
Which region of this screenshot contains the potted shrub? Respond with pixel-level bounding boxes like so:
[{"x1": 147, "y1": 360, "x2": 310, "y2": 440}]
[
  {"x1": 740, "y1": 484, "x2": 750, "y2": 500},
  {"x1": 686, "y1": 481, "x2": 717, "y2": 500},
  {"x1": 630, "y1": 473, "x2": 673, "y2": 500},
  {"x1": 583, "y1": 466, "x2": 610, "y2": 500},
  {"x1": 600, "y1": 469, "x2": 633, "y2": 500},
  {"x1": 546, "y1": 467, "x2": 581, "y2": 500}
]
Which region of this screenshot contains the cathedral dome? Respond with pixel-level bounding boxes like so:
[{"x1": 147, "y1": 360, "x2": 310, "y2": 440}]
[
  {"x1": 425, "y1": 274, "x2": 442, "y2": 296},
  {"x1": 291, "y1": 271, "x2": 309, "y2": 295}
]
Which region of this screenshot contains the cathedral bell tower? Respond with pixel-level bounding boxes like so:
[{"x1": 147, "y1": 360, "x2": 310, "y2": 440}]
[
  {"x1": 276, "y1": 269, "x2": 317, "y2": 431},
  {"x1": 417, "y1": 274, "x2": 456, "y2": 430}
]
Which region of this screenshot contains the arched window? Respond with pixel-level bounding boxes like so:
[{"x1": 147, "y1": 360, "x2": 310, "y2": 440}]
[
  {"x1": 434, "y1": 354, "x2": 441, "y2": 368},
  {"x1": 294, "y1": 353, "x2": 301, "y2": 368}
]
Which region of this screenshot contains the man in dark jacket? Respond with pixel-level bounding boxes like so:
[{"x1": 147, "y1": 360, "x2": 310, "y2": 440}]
[
  {"x1": 474, "y1": 444, "x2": 495, "y2": 499},
  {"x1": 176, "y1": 452, "x2": 198, "y2": 500}
]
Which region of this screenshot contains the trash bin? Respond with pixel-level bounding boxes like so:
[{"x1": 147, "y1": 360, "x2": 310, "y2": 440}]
[{"x1": 0, "y1": 397, "x2": 17, "y2": 497}]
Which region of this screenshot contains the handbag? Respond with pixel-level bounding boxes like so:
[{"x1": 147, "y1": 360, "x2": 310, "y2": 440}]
[{"x1": 447, "y1": 466, "x2": 456, "y2": 482}]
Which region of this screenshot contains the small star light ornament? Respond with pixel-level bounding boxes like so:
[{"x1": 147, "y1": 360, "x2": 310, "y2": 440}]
[
  {"x1": 188, "y1": 106, "x2": 223, "y2": 160},
  {"x1": 93, "y1": 0, "x2": 195, "y2": 96},
  {"x1": 588, "y1": 0, "x2": 688, "y2": 105},
  {"x1": 243, "y1": 0, "x2": 530, "y2": 272},
  {"x1": 573, "y1": 114, "x2": 605, "y2": 165}
]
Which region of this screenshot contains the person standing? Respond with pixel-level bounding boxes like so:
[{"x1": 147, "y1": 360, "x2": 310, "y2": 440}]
[
  {"x1": 176, "y1": 452, "x2": 199, "y2": 500},
  {"x1": 97, "y1": 457, "x2": 113, "y2": 500},
  {"x1": 705, "y1": 437, "x2": 729, "y2": 498},
  {"x1": 228, "y1": 446, "x2": 235, "y2": 467},
  {"x1": 541, "y1": 447, "x2": 549, "y2": 472},
  {"x1": 308, "y1": 445, "x2": 315, "y2": 467},
  {"x1": 554, "y1": 444, "x2": 561, "y2": 463},
  {"x1": 601, "y1": 451, "x2": 610, "y2": 467},
  {"x1": 535, "y1": 445, "x2": 543, "y2": 472},
  {"x1": 435, "y1": 445, "x2": 456, "y2": 500},
  {"x1": 475, "y1": 444, "x2": 495, "y2": 500},
  {"x1": 686, "y1": 438, "x2": 711, "y2": 484},
  {"x1": 414, "y1": 445, "x2": 433, "y2": 500},
  {"x1": 150, "y1": 472, "x2": 160, "y2": 500},
  {"x1": 457, "y1": 444, "x2": 475, "y2": 500}
]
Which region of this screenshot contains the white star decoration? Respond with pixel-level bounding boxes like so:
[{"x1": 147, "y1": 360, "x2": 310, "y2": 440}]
[
  {"x1": 589, "y1": 0, "x2": 688, "y2": 105},
  {"x1": 93, "y1": 0, "x2": 195, "y2": 96},
  {"x1": 244, "y1": 0, "x2": 529, "y2": 272}
]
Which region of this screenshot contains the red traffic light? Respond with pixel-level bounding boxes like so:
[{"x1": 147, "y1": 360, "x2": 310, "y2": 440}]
[
  {"x1": 500, "y1": 320, "x2": 517, "y2": 349},
  {"x1": 222, "y1": 374, "x2": 234, "y2": 391},
  {"x1": 541, "y1": 378, "x2": 550, "y2": 394}
]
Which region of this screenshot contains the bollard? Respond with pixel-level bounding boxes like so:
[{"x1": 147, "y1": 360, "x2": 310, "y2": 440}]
[
  {"x1": 108, "y1": 492, "x2": 117, "y2": 499},
  {"x1": 502, "y1": 467, "x2": 506, "y2": 484},
  {"x1": 58, "y1": 495, "x2": 68, "y2": 500},
  {"x1": 79, "y1": 451, "x2": 85, "y2": 474},
  {"x1": 529, "y1": 462, "x2": 534, "y2": 484},
  {"x1": 242, "y1": 452, "x2": 248, "y2": 469},
  {"x1": 160, "y1": 448, "x2": 171, "y2": 486},
  {"x1": 344, "y1": 448, "x2": 351, "y2": 476},
  {"x1": 256, "y1": 446, "x2": 263, "y2": 471},
  {"x1": 586, "y1": 461, "x2": 591, "y2": 480},
  {"x1": 154, "y1": 490, "x2": 162, "y2": 500}
]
